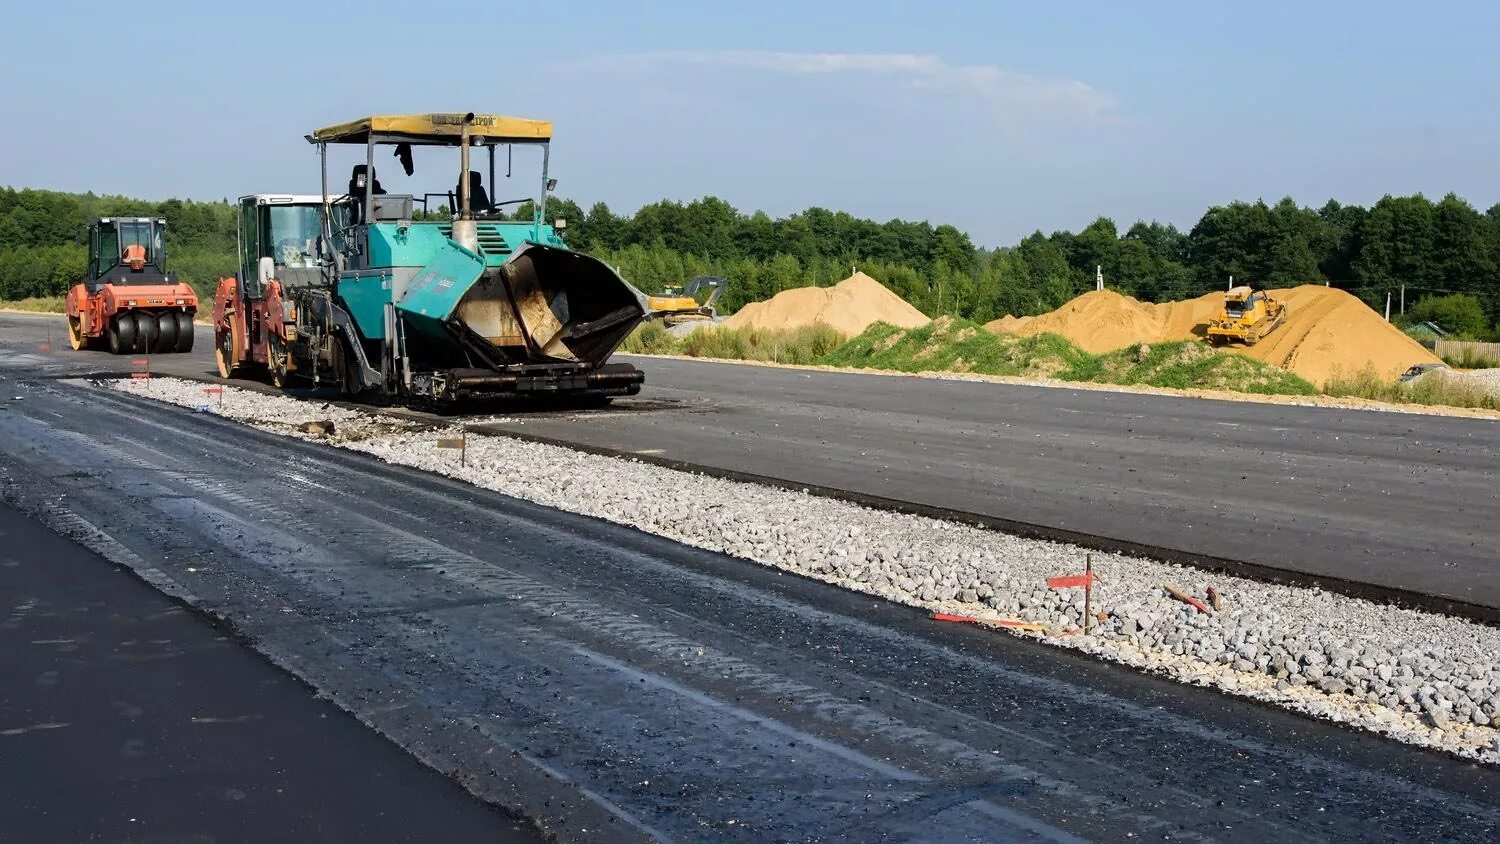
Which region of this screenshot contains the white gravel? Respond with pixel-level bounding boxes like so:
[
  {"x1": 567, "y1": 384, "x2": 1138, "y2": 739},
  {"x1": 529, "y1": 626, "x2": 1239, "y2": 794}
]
[
  {"x1": 1443, "y1": 368, "x2": 1500, "y2": 397},
  {"x1": 109, "y1": 376, "x2": 1500, "y2": 764}
]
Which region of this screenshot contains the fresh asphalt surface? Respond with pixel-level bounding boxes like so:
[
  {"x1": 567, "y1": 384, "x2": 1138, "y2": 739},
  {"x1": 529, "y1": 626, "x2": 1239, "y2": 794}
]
[
  {"x1": 4, "y1": 310, "x2": 1496, "y2": 610},
  {"x1": 0, "y1": 502, "x2": 532, "y2": 842},
  {"x1": 1, "y1": 319, "x2": 1499, "y2": 840}
]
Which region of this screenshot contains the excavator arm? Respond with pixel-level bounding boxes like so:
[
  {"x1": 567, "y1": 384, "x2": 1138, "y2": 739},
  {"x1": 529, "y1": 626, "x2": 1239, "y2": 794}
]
[{"x1": 681, "y1": 276, "x2": 725, "y2": 308}]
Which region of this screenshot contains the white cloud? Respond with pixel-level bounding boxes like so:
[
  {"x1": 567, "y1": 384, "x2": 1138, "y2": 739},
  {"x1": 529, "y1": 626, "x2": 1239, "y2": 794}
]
[{"x1": 607, "y1": 50, "x2": 1116, "y2": 123}]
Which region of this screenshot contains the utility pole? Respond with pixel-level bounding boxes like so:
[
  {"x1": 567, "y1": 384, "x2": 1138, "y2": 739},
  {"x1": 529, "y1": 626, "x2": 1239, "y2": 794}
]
[
  {"x1": 1095, "y1": 265, "x2": 1104, "y2": 292},
  {"x1": 1385, "y1": 291, "x2": 1392, "y2": 322},
  {"x1": 1228, "y1": 275, "x2": 1234, "y2": 291},
  {"x1": 1400, "y1": 284, "x2": 1406, "y2": 315}
]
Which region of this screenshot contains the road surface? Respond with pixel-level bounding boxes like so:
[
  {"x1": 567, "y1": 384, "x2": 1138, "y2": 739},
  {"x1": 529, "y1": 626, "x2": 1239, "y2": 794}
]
[
  {"x1": 0, "y1": 502, "x2": 534, "y2": 842},
  {"x1": 0, "y1": 362, "x2": 1496, "y2": 839},
  {"x1": 3, "y1": 311, "x2": 1497, "y2": 613}
]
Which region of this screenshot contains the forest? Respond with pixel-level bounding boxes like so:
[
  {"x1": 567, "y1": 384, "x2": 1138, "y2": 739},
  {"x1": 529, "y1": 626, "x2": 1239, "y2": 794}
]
[{"x1": 3, "y1": 186, "x2": 1498, "y2": 336}]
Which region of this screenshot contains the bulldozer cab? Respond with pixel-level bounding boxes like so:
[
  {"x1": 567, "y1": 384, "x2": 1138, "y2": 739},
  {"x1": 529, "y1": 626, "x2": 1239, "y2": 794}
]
[
  {"x1": 88, "y1": 217, "x2": 167, "y2": 288},
  {"x1": 1207, "y1": 285, "x2": 1285, "y2": 346},
  {"x1": 1222, "y1": 287, "x2": 1263, "y2": 317},
  {"x1": 234, "y1": 195, "x2": 349, "y2": 300}
]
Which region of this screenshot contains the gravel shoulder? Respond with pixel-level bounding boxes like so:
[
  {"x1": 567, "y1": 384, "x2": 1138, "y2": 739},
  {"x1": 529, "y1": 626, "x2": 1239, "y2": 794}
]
[
  {"x1": 1440, "y1": 367, "x2": 1500, "y2": 396},
  {"x1": 109, "y1": 376, "x2": 1500, "y2": 766}
]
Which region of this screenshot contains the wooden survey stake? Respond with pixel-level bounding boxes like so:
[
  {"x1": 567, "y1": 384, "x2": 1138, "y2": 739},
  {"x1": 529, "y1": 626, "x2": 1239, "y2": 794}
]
[{"x1": 437, "y1": 435, "x2": 467, "y2": 467}]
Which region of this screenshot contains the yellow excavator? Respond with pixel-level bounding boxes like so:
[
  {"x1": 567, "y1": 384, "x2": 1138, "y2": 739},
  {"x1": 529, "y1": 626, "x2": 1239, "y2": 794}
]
[
  {"x1": 646, "y1": 276, "x2": 725, "y2": 326},
  {"x1": 1206, "y1": 286, "x2": 1286, "y2": 346}
]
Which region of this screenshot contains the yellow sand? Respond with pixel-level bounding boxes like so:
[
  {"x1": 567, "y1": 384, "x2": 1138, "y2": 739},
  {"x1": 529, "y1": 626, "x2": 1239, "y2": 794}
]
[
  {"x1": 985, "y1": 286, "x2": 1441, "y2": 386},
  {"x1": 724, "y1": 271, "x2": 930, "y2": 337}
]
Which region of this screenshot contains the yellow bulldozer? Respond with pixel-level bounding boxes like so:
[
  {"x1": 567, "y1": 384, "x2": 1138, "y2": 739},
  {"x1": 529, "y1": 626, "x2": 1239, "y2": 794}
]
[{"x1": 1206, "y1": 286, "x2": 1286, "y2": 346}]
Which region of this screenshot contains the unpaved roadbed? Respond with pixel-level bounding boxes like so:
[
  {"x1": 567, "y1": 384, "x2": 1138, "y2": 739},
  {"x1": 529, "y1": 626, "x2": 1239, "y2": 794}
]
[{"x1": 110, "y1": 376, "x2": 1500, "y2": 764}]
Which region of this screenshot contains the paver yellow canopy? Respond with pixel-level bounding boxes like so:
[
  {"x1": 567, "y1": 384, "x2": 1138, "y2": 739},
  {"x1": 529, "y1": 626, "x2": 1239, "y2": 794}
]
[{"x1": 308, "y1": 113, "x2": 553, "y2": 145}]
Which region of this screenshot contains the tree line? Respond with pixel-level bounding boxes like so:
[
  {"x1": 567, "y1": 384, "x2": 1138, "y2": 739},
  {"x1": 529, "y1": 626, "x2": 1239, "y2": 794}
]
[
  {"x1": 4, "y1": 186, "x2": 1498, "y2": 336},
  {"x1": 533, "y1": 193, "x2": 1500, "y2": 334}
]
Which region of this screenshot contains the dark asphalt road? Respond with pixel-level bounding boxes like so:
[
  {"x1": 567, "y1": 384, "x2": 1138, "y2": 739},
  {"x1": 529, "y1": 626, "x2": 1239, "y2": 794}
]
[
  {"x1": 3, "y1": 311, "x2": 1498, "y2": 612},
  {"x1": 0, "y1": 367, "x2": 1496, "y2": 839},
  {"x1": 0, "y1": 500, "x2": 532, "y2": 842}
]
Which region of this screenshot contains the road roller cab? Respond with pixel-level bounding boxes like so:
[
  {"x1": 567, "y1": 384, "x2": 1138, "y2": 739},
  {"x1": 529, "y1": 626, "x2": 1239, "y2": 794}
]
[
  {"x1": 212, "y1": 195, "x2": 351, "y2": 385},
  {"x1": 65, "y1": 217, "x2": 198, "y2": 354}
]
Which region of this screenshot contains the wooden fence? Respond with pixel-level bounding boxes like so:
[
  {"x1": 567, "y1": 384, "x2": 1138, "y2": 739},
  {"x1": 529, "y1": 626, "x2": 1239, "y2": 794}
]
[{"x1": 1434, "y1": 340, "x2": 1500, "y2": 367}]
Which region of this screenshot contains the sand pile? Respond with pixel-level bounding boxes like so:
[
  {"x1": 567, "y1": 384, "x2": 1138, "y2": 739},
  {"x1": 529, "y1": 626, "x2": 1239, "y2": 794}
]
[
  {"x1": 724, "y1": 272, "x2": 929, "y2": 337},
  {"x1": 985, "y1": 290, "x2": 1161, "y2": 354},
  {"x1": 986, "y1": 315, "x2": 1031, "y2": 334},
  {"x1": 986, "y1": 285, "x2": 1440, "y2": 386},
  {"x1": 1241, "y1": 286, "x2": 1445, "y2": 386}
]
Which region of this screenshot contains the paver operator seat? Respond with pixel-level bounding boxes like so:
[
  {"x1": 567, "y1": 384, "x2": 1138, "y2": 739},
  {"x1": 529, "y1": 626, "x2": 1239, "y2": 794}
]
[
  {"x1": 348, "y1": 164, "x2": 386, "y2": 223},
  {"x1": 455, "y1": 171, "x2": 495, "y2": 216}
]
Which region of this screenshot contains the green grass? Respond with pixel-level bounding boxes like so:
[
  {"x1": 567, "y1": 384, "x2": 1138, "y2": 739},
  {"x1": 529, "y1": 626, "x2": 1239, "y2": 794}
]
[
  {"x1": 680, "y1": 324, "x2": 845, "y2": 365},
  {"x1": 619, "y1": 321, "x2": 844, "y2": 365},
  {"x1": 820, "y1": 317, "x2": 1090, "y2": 377},
  {"x1": 618, "y1": 320, "x2": 682, "y2": 355},
  {"x1": 0, "y1": 296, "x2": 66, "y2": 313},
  {"x1": 819, "y1": 317, "x2": 1317, "y2": 395},
  {"x1": 1064, "y1": 340, "x2": 1318, "y2": 395},
  {"x1": 1323, "y1": 368, "x2": 1500, "y2": 410},
  {"x1": 619, "y1": 317, "x2": 1500, "y2": 408}
]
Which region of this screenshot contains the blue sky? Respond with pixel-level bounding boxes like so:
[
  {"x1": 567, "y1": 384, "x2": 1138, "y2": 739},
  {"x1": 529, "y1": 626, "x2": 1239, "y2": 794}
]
[{"x1": 3, "y1": 1, "x2": 1497, "y2": 245}]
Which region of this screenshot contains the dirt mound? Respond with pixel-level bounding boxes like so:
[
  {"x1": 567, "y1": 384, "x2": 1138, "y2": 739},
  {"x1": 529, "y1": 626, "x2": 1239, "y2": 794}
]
[
  {"x1": 985, "y1": 314, "x2": 1032, "y2": 333},
  {"x1": 986, "y1": 285, "x2": 1439, "y2": 386},
  {"x1": 984, "y1": 290, "x2": 1161, "y2": 354},
  {"x1": 725, "y1": 271, "x2": 929, "y2": 336},
  {"x1": 1240, "y1": 286, "x2": 1442, "y2": 386}
]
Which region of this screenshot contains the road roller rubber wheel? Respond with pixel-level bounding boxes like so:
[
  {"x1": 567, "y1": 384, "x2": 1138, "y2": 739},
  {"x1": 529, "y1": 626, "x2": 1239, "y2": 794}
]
[
  {"x1": 135, "y1": 312, "x2": 159, "y2": 354},
  {"x1": 109, "y1": 314, "x2": 135, "y2": 355},
  {"x1": 174, "y1": 312, "x2": 194, "y2": 353},
  {"x1": 155, "y1": 311, "x2": 179, "y2": 353}
]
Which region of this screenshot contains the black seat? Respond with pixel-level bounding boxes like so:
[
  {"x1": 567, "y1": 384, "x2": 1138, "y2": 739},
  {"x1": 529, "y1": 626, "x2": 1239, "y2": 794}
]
[
  {"x1": 455, "y1": 171, "x2": 494, "y2": 215},
  {"x1": 348, "y1": 165, "x2": 386, "y2": 223},
  {"x1": 348, "y1": 164, "x2": 386, "y2": 197}
]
